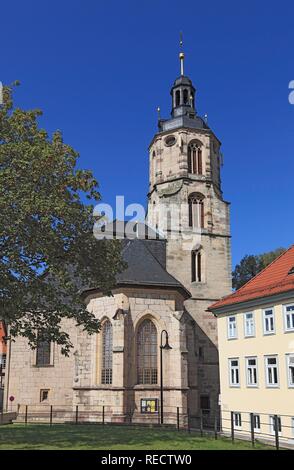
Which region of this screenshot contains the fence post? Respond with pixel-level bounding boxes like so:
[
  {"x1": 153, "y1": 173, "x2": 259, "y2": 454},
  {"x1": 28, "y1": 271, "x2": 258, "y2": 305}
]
[
  {"x1": 187, "y1": 407, "x2": 190, "y2": 433},
  {"x1": 200, "y1": 409, "x2": 203, "y2": 437},
  {"x1": 250, "y1": 413, "x2": 255, "y2": 447},
  {"x1": 274, "y1": 415, "x2": 279, "y2": 451},
  {"x1": 25, "y1": 405, "x2": 28, "y2": 425},
  {"x1": 231, "y1": 411, "x2": 235, "y2": 443},
  {"x1": 50, "y1": 405, "x2": 53, "y2": 426},
  {"x1": 177, "y1": 407, "x2": 180, "y2": 431},
  {"x1": 102, "y1": 405, "x2": 105, "y2": 425},
  {"x1": 75, "y1": 405, "x2": 79, "y2": 424},
  {"x1": 158, "y1": 402, "x2": 160, "y2": 425},
  {"x1": 214, "y1": 413, "x2": 218, "y2": 440}
]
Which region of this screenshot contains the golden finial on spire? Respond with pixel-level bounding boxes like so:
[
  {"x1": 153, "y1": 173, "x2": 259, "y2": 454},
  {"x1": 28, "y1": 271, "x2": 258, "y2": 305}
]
[{"x1": 179, "y1": 31, "x2": 185, "y2": 76}]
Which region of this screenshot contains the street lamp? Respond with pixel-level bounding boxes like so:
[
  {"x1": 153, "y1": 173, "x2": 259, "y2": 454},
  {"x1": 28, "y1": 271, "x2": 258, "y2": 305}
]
[{"x1": 160, "y1": 329, "x2": 172, "y2": 425}]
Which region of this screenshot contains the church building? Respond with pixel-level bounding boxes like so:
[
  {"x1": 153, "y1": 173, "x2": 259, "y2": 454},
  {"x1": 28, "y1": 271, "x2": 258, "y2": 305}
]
[{"x1": 4, "y1": 48, "x2": 232, "y2": 426}]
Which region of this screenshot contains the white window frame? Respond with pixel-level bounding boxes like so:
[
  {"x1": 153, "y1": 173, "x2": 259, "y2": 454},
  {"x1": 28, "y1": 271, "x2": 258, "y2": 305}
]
[
  {"x1": 265, "y1": 355, "x2": 279, "y2": 388},
  {"x1": 229, "y1": 358, "x2": 240, "y2": 387},
  {"x1": 227, "y1": 315, "x2": 237, "y2": 339},
  {"x1": 252, "y1": 414, "x2": 261, "y2": 432},
  {"x1": 244, "y1": 312, "x2": 255, "y2": 337},
  {"x1": 246, "y1": 356, "x2": 258, "y2": 387},
  {"x1": 262, "y1": 308, "x2": 275, "y2": 335},
  {"x1": 269, "y1": 415, "x2": 282, "y2": 436},
  {"x1": 292, "y1": 417, "x2": 294, "y2": 437},
  {"x1": 233, "y1": 412, "x2": 242, "y2": 429},
  {"x1": 284, "y1": 304, "x2": 294, "y2": 332},
  {"x1": 286, "y1": 354, "x2": 294, "y2": 388}
]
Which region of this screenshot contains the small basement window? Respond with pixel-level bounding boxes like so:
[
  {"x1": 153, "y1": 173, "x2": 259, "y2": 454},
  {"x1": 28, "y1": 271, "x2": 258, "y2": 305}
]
[{"x1": 40, "y1": 389, "x2": 49, "y2": 402}]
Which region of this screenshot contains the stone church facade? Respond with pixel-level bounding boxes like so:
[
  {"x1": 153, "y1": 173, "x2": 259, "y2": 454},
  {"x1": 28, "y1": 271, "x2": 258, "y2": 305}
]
[{"x1": 4, "y1": 52, "x2": 232, "y2": 425}]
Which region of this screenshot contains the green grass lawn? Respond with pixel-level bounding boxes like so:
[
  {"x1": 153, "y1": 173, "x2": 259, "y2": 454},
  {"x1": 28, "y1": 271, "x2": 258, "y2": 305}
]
[{"x1": 0, "y1": 424, "x2": 272, "y2": 450}]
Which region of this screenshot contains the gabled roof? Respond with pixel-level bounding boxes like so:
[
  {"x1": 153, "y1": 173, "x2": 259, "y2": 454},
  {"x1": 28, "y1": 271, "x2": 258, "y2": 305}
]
[{"x1": 209, "y1": 245, "x2": 294, "y2": 312}]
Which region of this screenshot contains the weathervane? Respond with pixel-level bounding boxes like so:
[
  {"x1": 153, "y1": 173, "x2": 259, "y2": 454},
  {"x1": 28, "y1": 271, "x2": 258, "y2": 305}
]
[{"x1": 179, "y1": 31, "x2": 185, "y2": 76}]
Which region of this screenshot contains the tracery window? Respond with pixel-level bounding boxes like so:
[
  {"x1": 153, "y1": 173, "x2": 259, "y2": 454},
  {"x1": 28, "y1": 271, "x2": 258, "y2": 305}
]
[
  {"x1": 101, "y1": 320, "x2": 113, "y2": 385},
  {"x1": 188, "y1": 193, "x2": 205, "y2": 228},
  {"x1": 137, "y1": 319, "x2": 158, "y2": 385},
  {"x1": 188, "y1": 142, "x2": 203, "y2": 175}
]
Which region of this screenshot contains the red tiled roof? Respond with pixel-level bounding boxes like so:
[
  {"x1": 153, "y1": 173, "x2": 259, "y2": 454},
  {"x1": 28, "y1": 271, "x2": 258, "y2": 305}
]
[{"x1": 209, "y1": 245, "x2": 294, "y2": 311}]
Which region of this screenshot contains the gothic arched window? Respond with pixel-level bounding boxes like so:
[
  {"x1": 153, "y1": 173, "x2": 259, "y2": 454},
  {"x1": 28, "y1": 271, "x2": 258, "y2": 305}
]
[
  {"x1": 137, "y1": 319, "x2": 158, "y2": 385},
  {"x1": 188, "y1": 193, "x2": 205, "y2": 228},
  {"x1": 183, "y1": 89, "x2": 188, "y2": 104},
  {"x1": 191, "y1": 250, "x2": 202, "y2": 282},
  {"x1": 187, "y1": 142, "x2": 203, "y2": 175},
  {"x1": 36, "y1": 339, "x2": 51, "y2": 366},
  {"x1": 101, "y1": 320, "x2": 113, "y2": 385}
]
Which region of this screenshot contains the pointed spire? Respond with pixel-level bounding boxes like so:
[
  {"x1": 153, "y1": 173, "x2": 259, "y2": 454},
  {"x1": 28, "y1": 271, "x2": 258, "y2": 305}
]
[{"x1": 179, "y1": 31, "x2": 185, "y2": 76}]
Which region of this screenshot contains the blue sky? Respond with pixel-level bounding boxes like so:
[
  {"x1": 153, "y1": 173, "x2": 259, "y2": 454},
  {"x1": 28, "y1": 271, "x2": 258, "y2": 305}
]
[{"x1": 1, "y1": 0, "x2": 293, "y2": 267}]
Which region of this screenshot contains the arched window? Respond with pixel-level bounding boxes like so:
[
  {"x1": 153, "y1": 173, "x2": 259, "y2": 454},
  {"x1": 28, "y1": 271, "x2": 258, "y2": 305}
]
[
  {"x1": 175, "y1": 90, "x2": 180, "y2": 107},
  {"x1": 183, "y1": 89, "x2": 188, "y2": 104},
  {"x1": 137, "y1": 319, "x2": 158, "y2": 384},
  {"x1": 188, "y1": 193, "x2": 204, "y2": 228},
  {"x1": 190, "y1": 92, "x2": 194, "y2": 108},
  {"x1": 36, "y1": 339, "x2": 51, "y2": 366},
  {"x1": 187, "y1": 142, "x2": 203, "y2": 175},
  {"x1": 101, "y1": 320, "x2": 113, "y2": 384},
  {"x1": 191, "y1": 250, "x2": 202, "y2": 282}
]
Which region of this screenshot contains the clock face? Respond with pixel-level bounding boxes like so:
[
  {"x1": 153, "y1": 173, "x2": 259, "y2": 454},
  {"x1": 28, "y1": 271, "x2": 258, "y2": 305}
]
[{"x1": 164, "y1": 135, "x2": 176, "y2": 147}]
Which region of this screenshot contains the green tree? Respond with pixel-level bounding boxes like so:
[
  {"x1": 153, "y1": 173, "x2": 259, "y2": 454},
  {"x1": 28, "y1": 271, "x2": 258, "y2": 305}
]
[
  {"x1": 232, "y1": 247, "x2": 286, "y2": 290},
  {"x1": 0, "y1": 84, "x2": 125, "y2": 353}
]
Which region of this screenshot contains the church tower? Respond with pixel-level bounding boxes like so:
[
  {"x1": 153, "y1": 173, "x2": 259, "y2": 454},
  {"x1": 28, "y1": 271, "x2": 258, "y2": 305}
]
[{"x1": 147, "y1": 45, "x2": 232, "y2": 418}]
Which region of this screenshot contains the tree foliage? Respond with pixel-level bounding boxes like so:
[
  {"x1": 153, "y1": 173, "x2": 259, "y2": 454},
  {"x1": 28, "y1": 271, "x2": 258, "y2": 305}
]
[
  {"x1": 232, "y1": 247, "x2": 286, "y2": 290},
  {"x1": 0, "y1": 84, "x2": 125, "y2": 353}
]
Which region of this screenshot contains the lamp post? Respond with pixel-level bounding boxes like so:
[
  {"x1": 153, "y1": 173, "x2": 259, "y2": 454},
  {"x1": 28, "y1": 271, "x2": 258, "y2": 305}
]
[{"x1": 160, "y1": 330, "x2": 172, "y2": 425}]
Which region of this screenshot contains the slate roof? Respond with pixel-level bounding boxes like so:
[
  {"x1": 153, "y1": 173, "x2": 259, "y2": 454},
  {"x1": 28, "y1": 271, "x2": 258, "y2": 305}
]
[
  {"x1": 84, "y1": 222, "x2": 190, "y2": 299},
  {"x1": 209, "y1": 245, "x2": 294, "y2": 312},
  {"x1": 116, "y1": 238, "x2": 190, "y2": 298}
]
